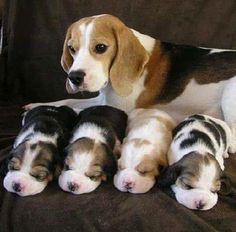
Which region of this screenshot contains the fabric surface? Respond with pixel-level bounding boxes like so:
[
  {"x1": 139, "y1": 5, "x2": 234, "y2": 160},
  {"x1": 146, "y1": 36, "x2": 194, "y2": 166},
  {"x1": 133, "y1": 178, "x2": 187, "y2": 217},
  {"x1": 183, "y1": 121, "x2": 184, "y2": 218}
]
[{"x1": 1, "y1": 1, "x2": 236, "y2": 231}]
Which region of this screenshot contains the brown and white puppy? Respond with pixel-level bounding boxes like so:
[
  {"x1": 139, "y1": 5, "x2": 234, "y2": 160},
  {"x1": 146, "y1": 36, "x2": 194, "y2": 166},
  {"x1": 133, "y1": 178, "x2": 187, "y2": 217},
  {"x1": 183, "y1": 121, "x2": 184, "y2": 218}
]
[
  {"x1": 3, "y1": 106, "x2": 77, "y2": 196},
  {"x1": 158, "y1": 114, "x2": 236, "y2": 210},
  {"x1": 58, "y1": 105, "x2": 127, "y2": 194},
  {"x1": 25, "y1": 14, "x2": 236, "y2": 143},
  {"x1": 114, "y1": 108, "x2": 176, "y2": 193}
]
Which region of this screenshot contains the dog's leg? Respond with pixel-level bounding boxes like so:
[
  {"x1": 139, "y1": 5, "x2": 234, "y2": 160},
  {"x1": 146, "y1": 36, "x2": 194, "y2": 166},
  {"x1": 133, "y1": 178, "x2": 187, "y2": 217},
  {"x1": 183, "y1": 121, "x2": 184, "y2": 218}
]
[
  {"x1": 23, "y1": 93, "x2": 106, "y2": 113},
  {"x1": 24, "y1": 99, "x2": 81, "y2": 111},
  {"x1": 221, "y1": 77, "x2": 236, "y2": 154}
]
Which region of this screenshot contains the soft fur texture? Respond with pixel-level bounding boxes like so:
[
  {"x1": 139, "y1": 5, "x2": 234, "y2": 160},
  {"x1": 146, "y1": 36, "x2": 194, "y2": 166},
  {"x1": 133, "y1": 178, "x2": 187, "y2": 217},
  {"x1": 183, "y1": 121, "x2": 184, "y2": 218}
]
[
  {"x1": 3, "y1": 106, "x2": 77, "y2": 196},
  {"x1": 114, "y1": 108, "x2": 176, "y2": 193},
  {"x1": 58, "y1": 105, "x2": 127, "y2": 194},
  {"x1": 158, "y1": 114, "x2": 236, "y2": 210},
  {"x1": 25, "y1": 14, "x2": 236, "y2": 147}
]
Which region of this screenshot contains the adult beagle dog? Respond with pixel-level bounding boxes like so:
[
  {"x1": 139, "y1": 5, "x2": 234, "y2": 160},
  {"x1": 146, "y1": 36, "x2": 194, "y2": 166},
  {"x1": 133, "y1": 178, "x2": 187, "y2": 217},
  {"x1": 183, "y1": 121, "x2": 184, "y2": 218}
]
[{"x1": 25, "y1": 14, "x2": 236, "y2": 142}]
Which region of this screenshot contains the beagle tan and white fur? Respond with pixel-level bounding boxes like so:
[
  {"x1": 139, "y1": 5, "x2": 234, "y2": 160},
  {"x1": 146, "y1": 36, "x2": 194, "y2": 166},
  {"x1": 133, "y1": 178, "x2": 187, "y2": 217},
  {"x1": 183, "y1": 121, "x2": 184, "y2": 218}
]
[
  {"x1": 158, "y1": 114, "x2": 236, "y2": 210},
  {"x1": 25, "y1": 14, "x2": 236, "y2": 143},
  {"x1": 59, "y1": 105, "x2": 127, "y2": 194},
  {"x1": 114, "y1": 108, "x2": 176, "y2": 193}
]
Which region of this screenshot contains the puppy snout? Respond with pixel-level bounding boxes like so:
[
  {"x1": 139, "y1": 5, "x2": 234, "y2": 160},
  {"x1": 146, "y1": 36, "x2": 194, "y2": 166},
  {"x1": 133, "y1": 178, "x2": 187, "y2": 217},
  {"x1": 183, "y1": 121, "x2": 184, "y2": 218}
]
[
  {"x1": 67, "y1": 182, "x2": 79, "y2": 192},
  {"x1": 68, "y1": 70, "x2": 86, "y2": 86},
  {"x1": 123, "y1": 181, "x2": 134, "y2": 190},
  {"x1": 12, "y1": 182, "x2": 22, "y2": 193},
  {"x1": 196, "y1": 201, "x2": 205, "y2": 210}
]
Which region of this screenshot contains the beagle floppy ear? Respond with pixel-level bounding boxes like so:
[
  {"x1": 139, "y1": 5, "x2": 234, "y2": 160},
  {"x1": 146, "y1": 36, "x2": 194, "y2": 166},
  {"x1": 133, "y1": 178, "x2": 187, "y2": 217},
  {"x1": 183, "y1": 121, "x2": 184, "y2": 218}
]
[
  {"x1": 219, "y1": 174, "x2": 232, "y2": 196},
  {"x1": 61, "y1": 25, "x2": 73, "y2": 73},
  {"x1": 101, "y1": 143, "x2": 117, "y2": 180},
  {"x1": 110, "y1": 27, "x2": 149, "y2": 97},
  {"x1": 157, "y1": 161, "x2": 182, "y2": 187}
]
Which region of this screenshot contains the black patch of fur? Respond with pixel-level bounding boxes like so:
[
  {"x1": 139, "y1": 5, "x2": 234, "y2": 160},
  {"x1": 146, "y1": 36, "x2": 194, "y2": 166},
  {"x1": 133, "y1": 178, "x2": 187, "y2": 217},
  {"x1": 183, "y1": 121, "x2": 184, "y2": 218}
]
[
  {"x1": 209, "y1": 119, "x2": 227, "y2": 151},
  {"x1": 180, "y1": 129, "x2": 216, "y2": 154},
  {"x1": 22, "y1": 106, "x2": 77, "y2": 150},
  {"x1": 172, "y1": 119, "x2": 195, "y2": 137},
  {"x1": 77, "y1": 105, "x2": 128, "y2": 146}
]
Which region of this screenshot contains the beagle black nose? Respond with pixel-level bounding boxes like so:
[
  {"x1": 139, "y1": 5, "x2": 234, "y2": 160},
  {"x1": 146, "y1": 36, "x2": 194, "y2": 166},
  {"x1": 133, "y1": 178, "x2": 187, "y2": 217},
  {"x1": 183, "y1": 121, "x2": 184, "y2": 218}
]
[
  {"x1": 68, "y1": 182, "x2": 79, "y2": 192},
  {"x1": 196, "y1": 201, "x2": 205, "y2": 210},
  {"x1": 12, "y1": 182, "x2": 22, "y2": 192},
  {"x1": 68, "y1": 70, "x2": 86, "y2": 85}
]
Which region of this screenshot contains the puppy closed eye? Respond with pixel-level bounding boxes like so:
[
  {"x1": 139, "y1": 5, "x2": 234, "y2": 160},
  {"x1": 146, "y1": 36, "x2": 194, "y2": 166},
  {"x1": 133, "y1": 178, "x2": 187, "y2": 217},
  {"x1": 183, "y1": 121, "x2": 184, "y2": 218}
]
[
  {"x1": 68, "y1": 45, "x2": 76, "y2": 54},
  {"x1": 31, "y1": 171, "x2": 48, "y2": 181},
  {"x1": 64, "y1": 164, "x2": 72, "y2": 171},
  {"x1": 86, "y1": 172, "x2": 102, "y2": 181},
  {"x1": 181, "y1": 180, "x2": 193, "y2": 190},
  {"x1": 8, "y1": 161, "x2": 20, "y2": 171},
  {"x1": 118, "y1": 164, "x2": 125, "y2": 171}
]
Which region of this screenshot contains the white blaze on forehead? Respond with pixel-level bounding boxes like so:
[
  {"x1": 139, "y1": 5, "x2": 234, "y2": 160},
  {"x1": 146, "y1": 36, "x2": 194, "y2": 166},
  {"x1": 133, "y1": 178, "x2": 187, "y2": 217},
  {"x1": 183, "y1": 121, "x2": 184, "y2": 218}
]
[
  {"x1": 20, "y1": 144, "x2": 40, "y2": 173},
  {"x1": 71, "y1": 123, "x2": 107, "y2": 144},
  {"x1": 197, "y1": 162, "x2": 217, "y2": 190},
  {"x1": 121, "y1": 141, "x2": 153, "y2": 169},
  {"x1": 70, "y1": 152, "x2": 93, "y2": 174},
  {"x1": 69, "y1": 21, "x2": 95, "y2": 72}
]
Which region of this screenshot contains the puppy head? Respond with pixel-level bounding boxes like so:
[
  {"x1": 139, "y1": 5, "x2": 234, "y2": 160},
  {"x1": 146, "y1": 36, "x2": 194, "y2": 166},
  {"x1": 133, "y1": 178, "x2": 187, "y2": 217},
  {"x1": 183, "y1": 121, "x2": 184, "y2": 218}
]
[
  {"x1": 61, "y1": 14, "x2": 148, "y2": 96},
  {"x1": 157, "y1": 152, "x2": 231, "y2": 210},
  {"x1": 3, "y1": 142, "x2": 59, "y2": 196},
  {"x1": 59, "y1": 137, "x2": 116, "y2": 194},
  {"x1": 114, "y1": 139, "x2": 166, "y2": 194}
]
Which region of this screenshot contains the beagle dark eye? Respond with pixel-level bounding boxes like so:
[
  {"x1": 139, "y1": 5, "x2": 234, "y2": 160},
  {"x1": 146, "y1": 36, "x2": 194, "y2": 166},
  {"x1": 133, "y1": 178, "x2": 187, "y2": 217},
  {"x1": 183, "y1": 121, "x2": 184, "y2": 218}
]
[
  {"x1": 95, "y1": 44, "x2": 107, "y2": 54},
  {"x1": 68, "y1": 45, "x2": 76, "y2": 54}
]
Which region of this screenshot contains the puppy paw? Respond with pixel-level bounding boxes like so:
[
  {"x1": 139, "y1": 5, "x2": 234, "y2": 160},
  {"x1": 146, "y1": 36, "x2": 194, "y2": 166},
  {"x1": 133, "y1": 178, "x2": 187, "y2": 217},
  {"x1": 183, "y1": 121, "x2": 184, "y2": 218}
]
[
  {"x1": 23, "y1": 103, "x2": 42, "y2": 111},
  {"x1": 223, "y1": 152, "x2": 229, "y2": 159}
]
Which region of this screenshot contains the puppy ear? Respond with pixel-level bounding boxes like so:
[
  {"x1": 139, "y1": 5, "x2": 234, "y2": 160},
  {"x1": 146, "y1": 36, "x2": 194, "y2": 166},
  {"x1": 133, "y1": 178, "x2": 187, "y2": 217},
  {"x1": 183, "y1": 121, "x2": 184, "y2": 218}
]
[
  {"x1": 102, "y1": 144, "x2": 117, "y2": 179},
  {"x1": 219, "y1": 175, "x2": 232, "y2": 196},
  {"x1": 0, "y1": 149, "x2": 14, "y2": 176},
  {"x1": 110, "y1": 26, "x2": 149, "y2": 97},
  {"x1": 61, "y1": 25, "x2": 73, "y2": 73},
  {"x1": 157, "y1": 161, "x2": 182, "y2": 187}
]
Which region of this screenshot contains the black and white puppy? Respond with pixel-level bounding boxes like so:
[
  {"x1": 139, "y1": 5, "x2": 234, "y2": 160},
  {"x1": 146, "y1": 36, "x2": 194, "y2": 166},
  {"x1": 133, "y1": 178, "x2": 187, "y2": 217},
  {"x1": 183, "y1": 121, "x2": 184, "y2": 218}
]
[
  {"x1": 58, "y1": 105, "x2": 127, "y2": 194},
  {"x1": 3, "y1": 106, "x2": 77, "y2": 196},
  {"x1": 158, "y1": 114, "x2": 236, "y2": 210}
]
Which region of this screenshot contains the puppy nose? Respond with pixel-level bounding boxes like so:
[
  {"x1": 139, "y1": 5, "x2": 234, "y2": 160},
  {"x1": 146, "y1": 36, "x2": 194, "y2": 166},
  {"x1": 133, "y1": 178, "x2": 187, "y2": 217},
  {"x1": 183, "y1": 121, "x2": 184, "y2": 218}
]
[
  {"x1": 12, "y1": 182, "x2": 22, "y2": 192},
  {"x1": 124, "y1": 181, "x2": 134, "y2": 190},
  {"x1": 68, "y1": 70, "x2": 86, "y2": 85},
  {"x1": 196, "y1": 201, "x2": 205, "y2": 210},
  {"x1": 67, "y1": 182, "x2": 79, "y2": 192}
]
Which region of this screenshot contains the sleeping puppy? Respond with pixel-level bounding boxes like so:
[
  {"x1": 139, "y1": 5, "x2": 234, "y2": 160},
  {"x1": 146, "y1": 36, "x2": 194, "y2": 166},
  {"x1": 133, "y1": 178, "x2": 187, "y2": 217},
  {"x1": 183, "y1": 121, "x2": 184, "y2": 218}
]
[
  {"x1": 114, "y1": 108, "x2": 176, "y2": 193},
  {"x1": 3, "y1": 106, "x2": 77, "y2": 196},
  {"x1": 158, "y1": 114, "x2": 236, "y2": 210},
  {"x1": 58, "y1": 105, "x2": 127, "y2": 194}
]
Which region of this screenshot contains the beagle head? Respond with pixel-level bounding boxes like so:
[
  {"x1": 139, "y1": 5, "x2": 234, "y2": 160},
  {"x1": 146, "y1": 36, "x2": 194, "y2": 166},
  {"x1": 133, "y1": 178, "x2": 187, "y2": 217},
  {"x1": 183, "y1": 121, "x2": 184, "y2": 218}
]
[
  {"x1": 61, "y1": 14, "x2": 149, "y2": 96},
  {"x1": 58, "y1": 137, "x2": 117, "y2": 194},
  {"x1": 158, "y1": 152, "x2": 231, "y2": 210},
  {"x1": 114, "y1": 139, "x2": 166, "y2": 194},
  {"x1": 3, "y1": 141, "x2": 59, "y2": 196}
]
